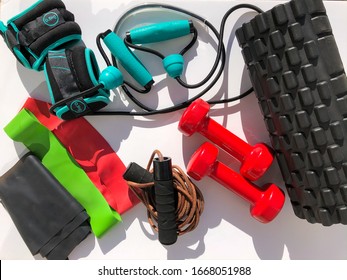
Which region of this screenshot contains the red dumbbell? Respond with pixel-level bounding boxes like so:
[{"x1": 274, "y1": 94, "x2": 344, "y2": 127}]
[
  {"x1": 179, "y1": 98, "x2": 274, "y2": 181},
  {"x1": 187, "y1": 142, "x2": 285, "y2": 223}
]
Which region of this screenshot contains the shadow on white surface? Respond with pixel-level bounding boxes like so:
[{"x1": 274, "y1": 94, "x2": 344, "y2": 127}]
[{"x1": 2, "y1": 0, "x2": 347, "y2": 260}]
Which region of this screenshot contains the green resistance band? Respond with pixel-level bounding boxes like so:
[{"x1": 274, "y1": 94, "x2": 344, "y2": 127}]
[{"x1": 4, "y1": 109, "x2": 121, "y2": 237}]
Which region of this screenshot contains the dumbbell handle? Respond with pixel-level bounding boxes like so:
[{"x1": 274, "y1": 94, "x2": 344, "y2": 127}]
[
  {"x1": 211, "y1": 160, "x2": 262, "y2": 203},
  {"x1": 187, "y1": 142, "x2": 284, "y2": 223},
  {"x1": 179, "y1": 99, "x2": 274, "y2": 181},
  {"x1": 207, "y1": 160, "x2": 284, "y2": 223},
  {"x1": 200, "y1": 117, "x2": 252, "y2": 162}
]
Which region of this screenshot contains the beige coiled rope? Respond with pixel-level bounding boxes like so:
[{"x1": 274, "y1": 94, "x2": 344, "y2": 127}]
[{"x1": 126, "y1": 150, "x2": 204, "y2": 236}]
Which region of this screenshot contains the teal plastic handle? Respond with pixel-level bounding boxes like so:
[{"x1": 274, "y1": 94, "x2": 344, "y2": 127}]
[
  {"x1": 0, "y1": 21, "x2": 7, "y2": 35},
  {"x1": 102, "y1": 30, "x2": 153, "y2": 88},
  {"x1": 127, "y1": 20, "x2": 193, "y2": 44},
  {"x1": 163, "y1": 54, "x2": 184, "y2": 78}
]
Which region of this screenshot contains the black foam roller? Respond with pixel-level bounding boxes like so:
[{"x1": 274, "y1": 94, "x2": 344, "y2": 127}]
[{"x1": 235, "y1": 0, "x2": 347, "y2": 225}]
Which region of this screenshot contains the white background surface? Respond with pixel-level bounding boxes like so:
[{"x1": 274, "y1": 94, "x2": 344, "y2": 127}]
[{"x1": 0, "y1": 0, "x2": 347, "y2": 260}]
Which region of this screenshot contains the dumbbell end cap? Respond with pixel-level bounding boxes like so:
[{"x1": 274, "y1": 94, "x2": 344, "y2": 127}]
[
  {"x1": 240, "y1": 143, "x2": 274, "y2": 181},
  {"x1": 178, "y1": 98, "x2": 210, "y2": 136},
  {"x1": 250, "y1": 183, "x2": 285, "y2": 223},
  {"x1": 187, "y1": 142, "x2": 218, "y2": 180}
]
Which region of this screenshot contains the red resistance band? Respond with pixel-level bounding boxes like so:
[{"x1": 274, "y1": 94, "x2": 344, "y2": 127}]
[{"x1": 22, "y1": 98, "x2": 139, "y2": 214}]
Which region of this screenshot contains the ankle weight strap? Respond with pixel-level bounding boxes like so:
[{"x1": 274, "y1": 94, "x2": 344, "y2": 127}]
[
  {"x1": 0, "y1": 0, "x2": 81, "y2": 71},
  {"x1": 44, "y1": 43, "x2": 111, "y2": 120}
]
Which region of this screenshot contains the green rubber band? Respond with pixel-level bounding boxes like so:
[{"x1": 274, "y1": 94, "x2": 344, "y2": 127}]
[{"x1": 4, "y1": 109, "x2": 121, "y2": 237}]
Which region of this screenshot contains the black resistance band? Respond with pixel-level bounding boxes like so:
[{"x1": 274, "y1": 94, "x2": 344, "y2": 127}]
[{"x1": 0, "y1": 153, "x2": 91, "y2": 260}]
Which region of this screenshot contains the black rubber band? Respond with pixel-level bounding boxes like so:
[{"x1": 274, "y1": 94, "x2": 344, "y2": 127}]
[{"x1": 0, "y1": 153, "x2": 91, "y2": 259}]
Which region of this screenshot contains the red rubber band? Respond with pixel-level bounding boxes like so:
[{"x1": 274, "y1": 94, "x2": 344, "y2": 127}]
[{"x1": 22, "y1": 98, "x2": 139, "y2": 214}]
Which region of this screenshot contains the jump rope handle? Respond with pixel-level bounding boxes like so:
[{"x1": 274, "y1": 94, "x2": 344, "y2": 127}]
[
  {"x1": 153, "y1": 157, "x2": 177, "y2": 245},
  {"x1": 125, "y1": 20, "x2": 194, "y2": 44},
  {"x1": 123, "y1": 159, "x2": 178, "y2": 245},
  {"x1": 101, "y1": 30, "x2": 154, "y2": 89},
  {"x1": 123, "y1": 162, "x2": 154, "y2": 183},
  {"x1": 125, "y1": 20, "x2": 196, "y2": 79}
]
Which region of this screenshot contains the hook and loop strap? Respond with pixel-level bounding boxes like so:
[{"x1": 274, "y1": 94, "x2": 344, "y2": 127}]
[{"x1": 4, "y1": 108, "x2": 121, "y2": 237}]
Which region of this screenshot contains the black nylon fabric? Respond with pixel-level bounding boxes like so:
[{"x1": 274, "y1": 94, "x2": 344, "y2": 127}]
[
  {"x1": 2, "y1": 0, "x2": 81, "y2": 70},
  {"x1": 26, "y1": 17, "x2": 81, "y2": 59},
  {"x1": 0, "y1": 153, "x2": 91, "y2": 259},
  {"x1": 46, "y1": 48, "x2": 81, "y2": 101},
  {"x1": 67, "y1": 45, "x2": 96, "y2": 92},
  {"x1": 18, "y1": 8, "x2": 66, "y2": 47},
  {"x1": 12, "y1": 0, "x2": 66, "y2": 29},
  {"x1": 45, "y1": 43, "x2": 111, "y2": 120}
]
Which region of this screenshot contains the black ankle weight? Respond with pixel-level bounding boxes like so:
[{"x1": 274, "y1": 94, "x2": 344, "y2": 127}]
[
  {"x1": 44, "y1": 43, "x2": 112, "y2": 120},
  {"x1": 0, "y1": 0, "x2": 81, "y2": 71}
]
